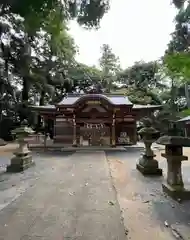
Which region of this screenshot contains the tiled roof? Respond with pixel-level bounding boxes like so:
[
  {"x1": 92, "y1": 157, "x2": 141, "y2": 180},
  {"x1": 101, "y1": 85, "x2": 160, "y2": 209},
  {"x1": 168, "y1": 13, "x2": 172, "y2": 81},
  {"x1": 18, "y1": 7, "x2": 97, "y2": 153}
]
[
  {"x1": 132, "y1": 104, "x2": 162, "y2": 109},
  {"x1": 177, "y1": 116, "x2": 190, "y2": 122},
  {"x1": 57, "y1": 94, "x2": 133, "y2": 106},
  {"x1": 30, "y1": 96, "x2": 162, "y2": 110},
  {"x1": 29, "y1": 105, "x2": 56, "y2": 110},
  {"x1": 57, "y1": 96, "x2": 79, "y2": 105}
]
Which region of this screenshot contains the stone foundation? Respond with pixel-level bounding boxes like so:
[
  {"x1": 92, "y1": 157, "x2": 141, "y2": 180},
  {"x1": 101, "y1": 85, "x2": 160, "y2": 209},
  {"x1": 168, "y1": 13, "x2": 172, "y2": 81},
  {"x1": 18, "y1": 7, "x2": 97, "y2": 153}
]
[
  {"x1": 7, "y1": 150, "x2": 35, "y2": 173},
  {"x1": 136, "y1": 155, "x2": 162, "y2": 176},
  {"x1": 136, "y1": 163, "x2": 162, "y2": 175},
  {"x1": 162, "y1": 182, "x2": 190, "y2": 201}
]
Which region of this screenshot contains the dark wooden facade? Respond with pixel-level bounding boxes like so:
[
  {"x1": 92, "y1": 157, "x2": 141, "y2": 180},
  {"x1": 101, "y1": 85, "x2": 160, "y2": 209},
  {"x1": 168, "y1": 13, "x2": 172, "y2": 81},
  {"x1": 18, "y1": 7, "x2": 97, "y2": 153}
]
[{"x1": 30, "y1": 94, "x2": 162, "y2": 147}]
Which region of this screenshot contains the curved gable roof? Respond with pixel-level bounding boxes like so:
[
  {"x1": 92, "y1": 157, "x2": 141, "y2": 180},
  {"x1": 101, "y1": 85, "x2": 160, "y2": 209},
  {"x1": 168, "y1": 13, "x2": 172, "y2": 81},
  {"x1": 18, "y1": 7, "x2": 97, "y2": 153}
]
[{"x1": 57, "y1": 94, "x2": 133, "y2": 106}]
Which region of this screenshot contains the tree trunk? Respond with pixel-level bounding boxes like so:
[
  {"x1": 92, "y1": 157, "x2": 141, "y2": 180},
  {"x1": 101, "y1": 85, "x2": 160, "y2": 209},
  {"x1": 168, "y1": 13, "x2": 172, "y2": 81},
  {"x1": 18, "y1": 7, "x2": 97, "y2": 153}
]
[
  {"x1": 170, "y1": 78, "x2": 176, "y2": 113},
  {"x1": 22, "y1": 77, "x2": 30, "y2": 102},
  {"x1": 20, "y1": 77, "x2": 30, "y2": 122},
  {"x1": 37, "y1": 90, "x2": 45, "y2": 131},
  {"x1": 184, "y1": 83, "x2": 190, "y2": 108},
  {"x1": 40, "y1": 90, "x2": 45, "y2": 106}
]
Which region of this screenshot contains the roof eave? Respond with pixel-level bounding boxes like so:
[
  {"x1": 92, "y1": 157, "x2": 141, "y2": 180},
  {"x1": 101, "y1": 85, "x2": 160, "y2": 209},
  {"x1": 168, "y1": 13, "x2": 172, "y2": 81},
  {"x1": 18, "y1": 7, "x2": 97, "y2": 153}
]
[
  {"x1": 29, "y1": 105, "x2": 56, "y2": 113},
  {"x1": 133, "y1": 105, "x2": 163, "y2": 110}
]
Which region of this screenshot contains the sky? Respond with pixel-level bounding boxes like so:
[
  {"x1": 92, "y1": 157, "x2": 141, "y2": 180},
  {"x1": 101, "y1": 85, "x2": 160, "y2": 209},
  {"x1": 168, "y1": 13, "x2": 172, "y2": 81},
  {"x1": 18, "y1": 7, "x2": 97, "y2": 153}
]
[{"x1": 69, "y1": 0, "x2": 177, "y2": 69}]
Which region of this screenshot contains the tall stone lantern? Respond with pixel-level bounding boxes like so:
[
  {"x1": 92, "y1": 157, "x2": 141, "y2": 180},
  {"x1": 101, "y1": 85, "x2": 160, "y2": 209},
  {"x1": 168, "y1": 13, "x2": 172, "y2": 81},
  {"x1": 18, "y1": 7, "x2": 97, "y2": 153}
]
[
  {"x1": 7, "y1": 120, "x2": 35, "y2": 172},
  {"x1": 157, "y1": 135, "x2": 190, "y2": 200},
  {"x1": 136, "y1": 118, "x2": 162, "y2": 175}
]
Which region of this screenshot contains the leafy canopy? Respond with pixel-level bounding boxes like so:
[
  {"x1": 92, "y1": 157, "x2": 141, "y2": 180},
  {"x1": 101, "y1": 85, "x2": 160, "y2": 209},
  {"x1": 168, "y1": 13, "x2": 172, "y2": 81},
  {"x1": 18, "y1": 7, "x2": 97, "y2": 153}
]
[
  {"x1": 164, "y1": 52, "x2": 190, "y2": 79},
  {"x1": 1, "y1": 0, "x2": 110, "y2": 29}
]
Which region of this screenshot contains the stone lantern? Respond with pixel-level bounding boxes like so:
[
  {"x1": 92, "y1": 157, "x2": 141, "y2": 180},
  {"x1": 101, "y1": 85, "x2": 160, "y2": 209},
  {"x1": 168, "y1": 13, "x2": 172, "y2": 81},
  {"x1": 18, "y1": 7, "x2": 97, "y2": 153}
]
[
  {"x1": 157, "y1": 135, "x2": 190, "y2": 200},
  {"x1": 136, "y1": 118, "x2": 162, "y2": 175},
  {"x1": 7, "y1": 120, "x2": 35, "y2": 172}
]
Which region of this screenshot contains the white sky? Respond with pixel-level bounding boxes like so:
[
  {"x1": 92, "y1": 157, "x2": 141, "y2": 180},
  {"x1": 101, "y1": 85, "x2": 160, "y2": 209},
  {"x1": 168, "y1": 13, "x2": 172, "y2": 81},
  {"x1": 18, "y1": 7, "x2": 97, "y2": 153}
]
[{"x1": 69, "y1": 0, "x2": 177, "y2": 69}]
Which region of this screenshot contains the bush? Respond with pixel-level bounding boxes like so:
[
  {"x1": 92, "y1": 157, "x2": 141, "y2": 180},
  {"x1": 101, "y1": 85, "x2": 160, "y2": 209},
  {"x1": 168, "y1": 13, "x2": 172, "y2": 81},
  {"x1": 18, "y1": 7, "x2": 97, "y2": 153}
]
[{"x1": 0, "y1": 118, "x2": 20, "y2": 141}]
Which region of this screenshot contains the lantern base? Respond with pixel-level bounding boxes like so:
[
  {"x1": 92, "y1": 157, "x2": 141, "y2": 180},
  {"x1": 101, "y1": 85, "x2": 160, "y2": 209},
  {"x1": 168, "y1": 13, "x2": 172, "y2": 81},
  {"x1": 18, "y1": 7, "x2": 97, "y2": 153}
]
[
  {"x1": 7, "y1": 154, "x2": 35, "y2": 173},
  {"x1": 136, "y1": 155, "x2": 162, "y2": 176},
  {"x1": 162, "y1": 182, "x2": 190, "y2": 201}
]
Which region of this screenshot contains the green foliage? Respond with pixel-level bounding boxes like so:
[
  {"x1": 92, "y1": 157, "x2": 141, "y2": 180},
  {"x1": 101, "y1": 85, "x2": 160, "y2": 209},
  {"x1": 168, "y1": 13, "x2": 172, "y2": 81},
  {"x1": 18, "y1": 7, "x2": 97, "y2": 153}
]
[
  {"x1": 125, "y1": 87, "x2": 162, "y2": 105},
  {"x1": 118, "y1": 61, "x2": 164, "y2": 105},
  {"x1": 164, "y1": 52, "x2": 190, "y2": 79},
  {"x1": 99, "y1": 44, "x2": 120, "y2": 92},
  {"x1": 180, "y1": 108, "x2": 190, "y2": 116},
  {"x1": 2, "y1": 0, "x2": 110, "y2": 29},
  {"x1": 167, "y1": 4, "x2": 190, "y2": 54},
  {"x1": 76, "y1": 0, "x2": 110, "y2": 28},
  {"x1": 172, "y1": 0, "x2": 186, "y2": 9},
  {"x1": 67, "y1": 63, "x2": 103, "y2": 92},
  {"x1": 99, "y1": 44, "x2": 120, "y2": 74},
  {"x1": 120, "y1": 61, "x2": 160, "y2": 88}
]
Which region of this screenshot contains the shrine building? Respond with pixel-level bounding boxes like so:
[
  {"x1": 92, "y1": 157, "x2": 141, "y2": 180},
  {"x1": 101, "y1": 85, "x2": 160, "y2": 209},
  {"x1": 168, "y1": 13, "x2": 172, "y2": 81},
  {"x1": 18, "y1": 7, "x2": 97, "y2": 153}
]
[{"x1": 30, "y1": 93, "x2": 162, "y2": 147}]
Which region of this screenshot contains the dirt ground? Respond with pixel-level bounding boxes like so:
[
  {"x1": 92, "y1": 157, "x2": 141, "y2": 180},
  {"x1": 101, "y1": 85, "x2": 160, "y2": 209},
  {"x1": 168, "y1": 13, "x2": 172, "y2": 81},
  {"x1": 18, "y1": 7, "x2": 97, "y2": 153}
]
[
  {"x1": 107, "y1": 147, "x2": 190, "y2": 240},
  {"x1": 1, "y1": 144, "x2": 190, "y2": 239}
]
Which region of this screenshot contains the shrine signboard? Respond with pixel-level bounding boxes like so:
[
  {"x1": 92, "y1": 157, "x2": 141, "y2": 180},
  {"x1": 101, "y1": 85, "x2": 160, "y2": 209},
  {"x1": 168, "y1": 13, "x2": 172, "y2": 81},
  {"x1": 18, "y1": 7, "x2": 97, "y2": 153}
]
[
  {"x1": 117, "y1": 132, "x2": 130, "y2": 145},
  {"x1": 82, "y1": 123, "x2": 106, "y2": 138},
  {"x1": 84, "y1": 123, "x2": 104, "y2": 129},
  {"x1": 87, "y1": 100, "x2": 101, "y2": 105}
]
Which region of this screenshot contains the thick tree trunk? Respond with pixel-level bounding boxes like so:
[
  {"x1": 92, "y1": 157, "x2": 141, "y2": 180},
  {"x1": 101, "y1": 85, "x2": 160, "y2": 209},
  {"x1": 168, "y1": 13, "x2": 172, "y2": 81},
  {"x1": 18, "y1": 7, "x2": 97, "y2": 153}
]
[
  {"x1": 40, "y1": 90, "x2": 45, "y2": 106},
  {"x1": 22, "y1": 77, "x2": 30, "y2": 102},
  {"x1": 170, "y1": 78, "x2": 176, "y2": 113},
  {"x1": 37, "y1": 90, "x2": 45, "y2": 131},
  {"x1": 20, "y1": 77, "x2": 30, "y2": 122},
  {"x1": 184, "y1": 83, "x2": 190, "y2": 108}
]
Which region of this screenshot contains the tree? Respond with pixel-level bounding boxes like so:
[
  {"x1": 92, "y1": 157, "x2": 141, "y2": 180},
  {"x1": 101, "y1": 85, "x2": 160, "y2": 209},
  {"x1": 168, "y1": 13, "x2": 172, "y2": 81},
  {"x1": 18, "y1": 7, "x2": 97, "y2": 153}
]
[
  {"x1": 99, "y1": 44, "x2": 120, "y2": 92},
  {"x1": 164, "y1": 52, "x2": 190, "y2": 78},
  {"x1": 0, "y1": 0, "x2": 111, "y2": 140},
  {"x1": 119, "y1": 61, "x2": 161, "y2": 89},
  {"x1": 164, "y1": 2, "x2": 190, "y2": 108},
  {"x1": 117, "y1": 61, "x2": 164, "y2": 105},
  {"x1": 66, "y1": 63, "x2": 103, "y2": 94},
  {"x1": 1, "y1": 0, "x2": 110, "y2": 29},
  {"x1": 172, "y1": 0, "x2": 186, "y2": 9}
]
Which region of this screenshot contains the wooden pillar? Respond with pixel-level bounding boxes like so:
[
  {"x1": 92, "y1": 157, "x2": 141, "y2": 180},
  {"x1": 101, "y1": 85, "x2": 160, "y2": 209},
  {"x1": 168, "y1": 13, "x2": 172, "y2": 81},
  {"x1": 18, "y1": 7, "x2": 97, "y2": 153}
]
[
  {"x1": 130, "y1": 122, "x2": 137, "y2": 144},
  {"x1": 72, "y1": 114, "x2": 77, "y2": 147},
  {"x1": 53, "y1": 118, "x2": 56, "y2": 140},
  {"x1": 185, "y1": 124, "x2": 188, "y2": 137},
  {"x1": 111, "y1": 113, "x2": 116, "y2": 147},
  {"x1": 134, "y1": 122, "x2": 137, "y2": 144},
  {"x1": 42, "y1": 115, "x2": 47, "y2": 150}
]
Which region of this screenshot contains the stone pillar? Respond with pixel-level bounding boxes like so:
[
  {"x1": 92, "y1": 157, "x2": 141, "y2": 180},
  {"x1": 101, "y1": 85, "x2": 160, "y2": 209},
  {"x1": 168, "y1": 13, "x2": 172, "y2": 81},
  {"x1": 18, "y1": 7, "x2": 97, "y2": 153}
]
[
  {"x1": 165, "y1": 146, "x2": 184, "y2": 188},
  {"x1": 157, "y1": 135, "x2": 190, "y2": 201},
  {"x1": 133, "y1": 122, "x2": 138, "y2": 144},
  {"x1": 111, "y1": 114, "x2": 116, "y2": 147},
  {"x1": 72, "y1": 114, "x2": 77, "y2": 147}
]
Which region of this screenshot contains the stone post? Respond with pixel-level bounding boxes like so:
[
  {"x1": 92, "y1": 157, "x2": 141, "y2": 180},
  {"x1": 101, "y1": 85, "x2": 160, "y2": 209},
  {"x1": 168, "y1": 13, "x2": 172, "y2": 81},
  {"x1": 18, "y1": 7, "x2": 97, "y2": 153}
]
[
  {"x1": 72, "y1": 114, "x2": 77, "y2": 147},
  {"x1": 111, "y1": 114, "x2": 116, "y2": 147},
  {"x1": 7, "y1": 120, "x2": 35, "y2": 172},
  {"x1": 136, "y1": 118, "x2": 162, "y2": 176},
  {"x1": 157, "y1": 136, "x2": 190, "y2": 200}
]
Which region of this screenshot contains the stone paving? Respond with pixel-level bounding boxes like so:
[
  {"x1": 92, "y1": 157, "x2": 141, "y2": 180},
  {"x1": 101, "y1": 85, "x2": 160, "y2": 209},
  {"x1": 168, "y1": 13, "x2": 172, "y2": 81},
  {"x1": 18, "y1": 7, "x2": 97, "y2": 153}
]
[
  {"x1": 0, "y1": 151, "x2": 126, "y2": 240},
  {"x1": 1, "y1": 144, "x2": 190, "y2": 239}
]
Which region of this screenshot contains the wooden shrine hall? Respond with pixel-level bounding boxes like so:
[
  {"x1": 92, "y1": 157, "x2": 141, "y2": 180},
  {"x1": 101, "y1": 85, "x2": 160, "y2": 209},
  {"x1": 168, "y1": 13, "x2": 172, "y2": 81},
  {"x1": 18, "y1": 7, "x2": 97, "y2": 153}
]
[{"x1": 30, "y1": 93, "x2": 162, "y2": 147}]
